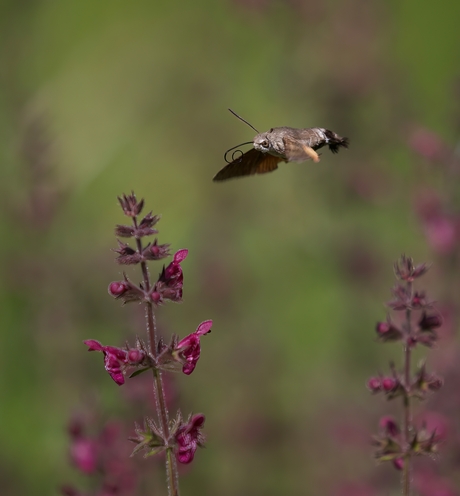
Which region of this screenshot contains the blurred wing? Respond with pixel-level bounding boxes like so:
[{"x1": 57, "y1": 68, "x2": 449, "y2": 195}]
[
  {"x1": 213, "y1": 148, "x2": 281, "y2": 182},
  {"x1": 283, "y1": 136, "x2": 320, "y2": 163}
]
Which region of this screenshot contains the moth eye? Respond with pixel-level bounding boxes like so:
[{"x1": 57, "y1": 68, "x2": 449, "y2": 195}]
[{"x1": 261, "y1": 140, "x2": 268, "y2": 147}]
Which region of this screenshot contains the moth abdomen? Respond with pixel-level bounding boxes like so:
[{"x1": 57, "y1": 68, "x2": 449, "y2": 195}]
[{"x1": 323, "y1": 129, "x2": 349, "y2": 154}]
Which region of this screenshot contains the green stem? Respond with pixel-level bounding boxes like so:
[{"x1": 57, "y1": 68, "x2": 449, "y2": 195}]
[{"x1": 166, "y1": 448, "x2": 181, "y2": 496}]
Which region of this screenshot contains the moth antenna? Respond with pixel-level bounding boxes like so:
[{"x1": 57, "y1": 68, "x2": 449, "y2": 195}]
[
  {"x1": 223, "y1": 141, "x2": 254, "y2": 163},
  {"x1": 228, "y1": 109, "x2": 259, "y2": 133}
]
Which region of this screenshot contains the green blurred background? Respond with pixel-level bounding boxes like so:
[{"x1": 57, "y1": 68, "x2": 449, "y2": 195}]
[{"x1": 1, "y1": 0, "x2": 460, "y2": 494}]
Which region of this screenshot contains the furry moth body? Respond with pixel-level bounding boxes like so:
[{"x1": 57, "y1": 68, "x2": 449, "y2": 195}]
[{"x1": 213, "y1": 126, "x2": 349, "y2": 182}]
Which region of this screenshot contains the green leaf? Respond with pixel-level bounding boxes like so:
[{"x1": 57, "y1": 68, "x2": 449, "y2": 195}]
[{"x1": 129, "y1": 367, "x2": 151, "y2": 378}]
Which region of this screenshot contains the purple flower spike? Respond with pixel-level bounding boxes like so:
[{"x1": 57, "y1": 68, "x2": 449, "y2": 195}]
[
  {"x1": 175, "y1": 414, "x2": 206, "y2": 464},
  {"x1": 84, "y1": 340, "x2": 128, "y2": 386},
  {"x1": 176, "y1": 320, "x2": 212, "y2": 375}
]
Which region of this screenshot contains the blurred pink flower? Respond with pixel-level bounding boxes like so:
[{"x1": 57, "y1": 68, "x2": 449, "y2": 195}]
[
  {"x1": 414, "y1": 468, "x2": 458, "y2": 496},
  {"x1": 416, "y1": 411, "x2": 449, "y2": 442},
  {"x1": 409, "y1": 127, "x2": 449, "y2": 163},
  {"x1": 70, "y1": 437, "x2": 98, "y2": 474},
  {"x1": 416, "y1": 191, "x2": 459, "y2": 255}
]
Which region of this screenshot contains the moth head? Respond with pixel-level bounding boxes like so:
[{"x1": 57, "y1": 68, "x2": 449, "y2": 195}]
[{"x1": 253, "y1": 132, "x2": 271, "y2": 153}]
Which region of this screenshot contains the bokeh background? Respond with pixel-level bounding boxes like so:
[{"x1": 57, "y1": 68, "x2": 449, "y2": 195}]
[{"x1": 2, "y1": 1, "x2": 460, "y2": 495}]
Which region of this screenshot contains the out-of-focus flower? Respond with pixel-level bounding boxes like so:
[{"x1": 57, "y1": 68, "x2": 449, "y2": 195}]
[
  {"x1": 70, "y1": 437, "x2": 98, "y2": 474},
  {"x1": 65, "y1": 416, "x2": 138, "y2": 495},
  {"x1": 416, "y1": 411, "x2": 449, "y2": 442},
  {"x1": 408, "y1": 127, "x2": 449, "y2": 163},
  {"x1": 367, "y1": 377, "x2": 381, "y2": 393},
  {"x1": 414, "y1": 468, "x2": 457, "y2": 496},
  {"x1": 394, "y1": 255, "x2": 428, "y2": 282},
  {"x1": 416, "y1": 191, "x2": 459, "y2": 255},
  {"x1": 379, "y1": 416, "x2": 400, "y2": 438},
  {"x1": 375, "y1": 321, "x2": 403, "y2": 342},
  {"x1": 419, "y1": 312, "x2": 443, "y2": 331}
]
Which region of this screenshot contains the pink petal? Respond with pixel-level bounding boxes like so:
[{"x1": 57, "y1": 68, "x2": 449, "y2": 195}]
[
  {"x1": 196, "y1": 320, "x2": 212, "y2": 336},
  {"x1": 109, "y1": 370, "x2": 125, "y2": 386},
  {"x1": 177, "y1": 333, "x2": 199, "y2": 350},
  {"x1": 84, "y1": 339, "x2": 103, "y2": 351},
  {"x1": 182, "y1": 362, "x2": 197, "y2": 375},
  {"x1": 176, "y1": 444, "x2": 196, "y2": 464},
  {"x1": 173, "y1": 249, "x2": 188, "y2": 263},
  {"x1": 189, "y1": 414, "x2": 205, "y2": 430},
  {"x1": 104, "y1": 346, "x2": 128, "y2": 361}
]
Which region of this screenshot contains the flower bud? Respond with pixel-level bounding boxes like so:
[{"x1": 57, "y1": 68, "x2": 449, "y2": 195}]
[
  {"x1": 379, "y1": 416, "x2": 399, "y2": 437},
  {"x1": 151, "y1": 291, "x2": 162, "y2": 304},
  {"x1": 367, "y1": 377, "x2": 381, "y2": 393},
  {"x1": 419, "y1": 312, "x2": 443, "y2": 330},
  {"x1": 375, "y1": 321, "x2": 403, "y2": 342},
  {"x1": 108, "y1": 281, "x2": 129, "y2": 297},
  {"x1": 382, "y1": 377, "x2": 396, "y2": 392},
  {"x1": 128, "y1": 349, "x2": 145, "y2": 365}
]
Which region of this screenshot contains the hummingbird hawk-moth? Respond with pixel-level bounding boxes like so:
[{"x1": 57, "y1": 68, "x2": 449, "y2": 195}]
[{"x1": 213, "y1": 110, "x2": 349, "y2": 182}]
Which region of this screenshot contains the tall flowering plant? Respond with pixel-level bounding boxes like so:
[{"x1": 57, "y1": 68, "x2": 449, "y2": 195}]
[
  {"x1": 368, "y1": 256, "x2": 443, "y2": 495},
  {"x1": 83, "y1": 193, "x2": 212, "y2": 496}
]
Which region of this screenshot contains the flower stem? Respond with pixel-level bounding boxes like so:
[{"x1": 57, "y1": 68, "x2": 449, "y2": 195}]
[
  {"x1": 166, "y1": 448, "x2": 180, "y2": 496},
  {"x1": 403, "y1": 346, "x2": 411, "y2": 495},
  {"x1": 402, "y1": 281, "x2": 413, "y2": 496},
  {"x1": 133, "y1": 216, "x2": 180, "y2": 496}
]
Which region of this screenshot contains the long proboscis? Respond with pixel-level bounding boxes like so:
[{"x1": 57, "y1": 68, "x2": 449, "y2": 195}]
[
  {"x1": 223, "y1": 141, "x2": 254, "y2": 163},
  {"x1": 228, "y1": 108, "x2": 259, "y2": 134}
]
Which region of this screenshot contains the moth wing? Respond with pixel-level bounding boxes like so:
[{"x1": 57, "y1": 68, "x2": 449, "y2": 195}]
[
  {"x1": 282, "y1": 136, "x2": 320, "y2": 163},
  {"x1": 213, "y1": 148, "x2": 280, "y2": 182}
]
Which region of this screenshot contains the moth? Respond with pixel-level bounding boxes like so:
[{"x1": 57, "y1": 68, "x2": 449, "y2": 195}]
[{"x1": 213, "y1": 110, "x2": 349, "y2": 182}]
